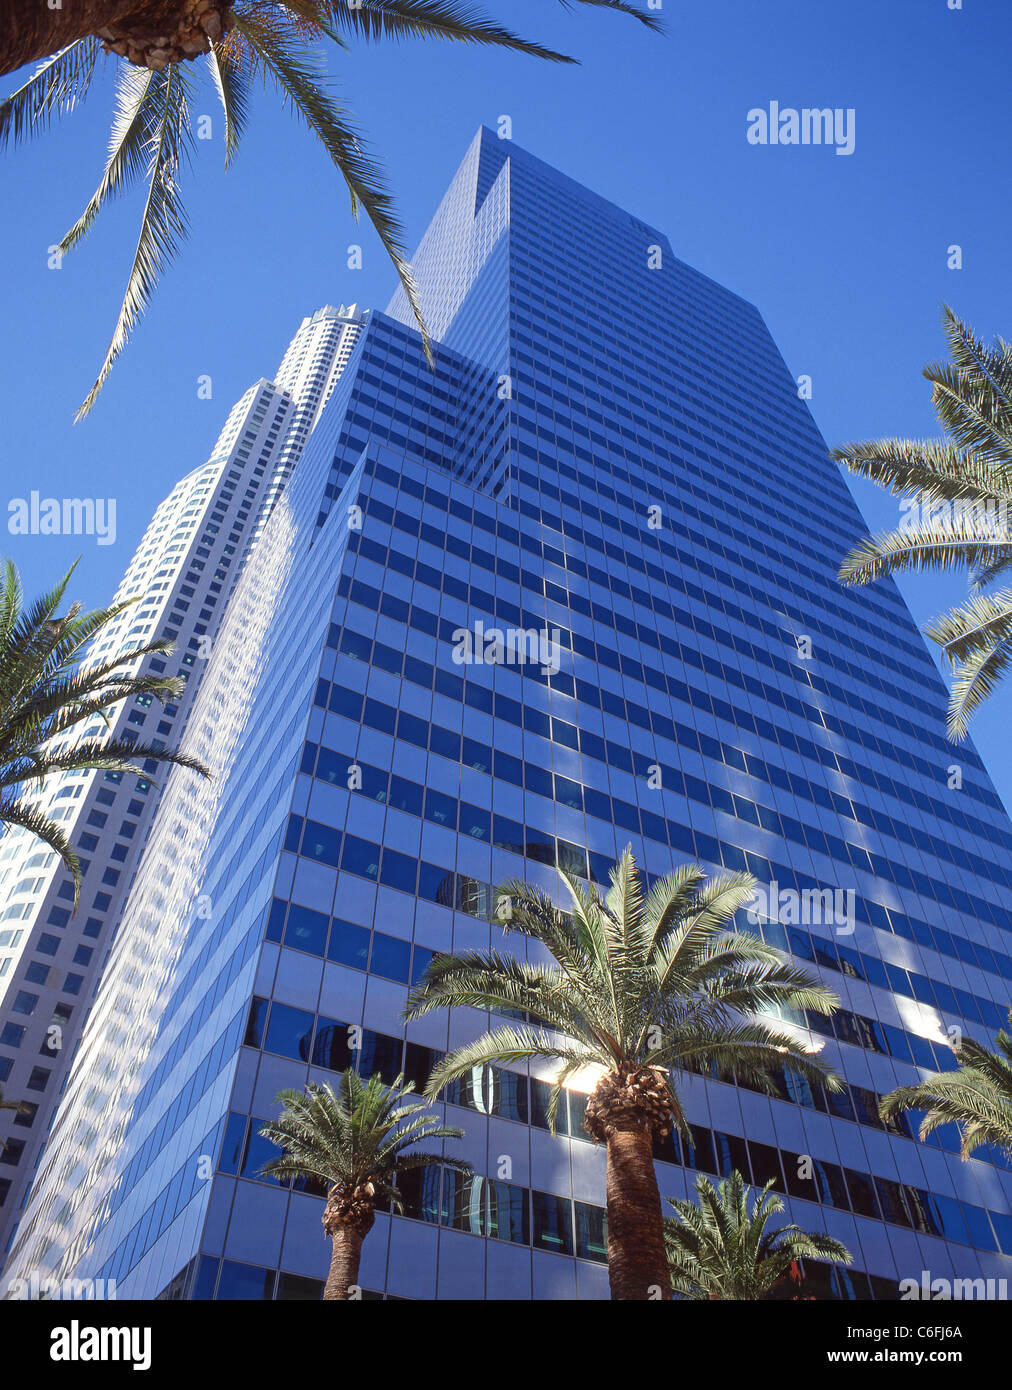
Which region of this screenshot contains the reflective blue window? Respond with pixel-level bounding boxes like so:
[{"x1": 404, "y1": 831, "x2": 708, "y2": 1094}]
[
  {"x1": 284, "y1": 905, "x2": 328, "y2": 957},
  {"x1": 312, "y1": 1017, "x2": 354, "y2": 1072},
  {"x1": 302, "y1": 821, "x2": 342, "y2": 867},
  {"x1": 531, "y1": 1190, "x2": 573, "y2": 1256},
  {"x1": 369, "y1": 933, "x2": 411, "y2": 984},
  {"x1": 263, "y1": 1003, "x2": 314, "y2": 1062},
  {"x1": 216, "y1": 1260, "x2": 274, "y2": 1300},
  {"x1": 327, "y1": 920, "x2": 370, "y2": 970}
]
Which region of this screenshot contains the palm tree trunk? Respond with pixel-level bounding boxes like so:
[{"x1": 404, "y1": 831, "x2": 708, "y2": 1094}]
[
  {"x1": 2, "y1": 1, "x2": 138, "y2": 74},
  {"x1": 323, "y1": 1216, "x2": 373, "y2": 1300},
  {"x1": 0, "y1": 1, "x2": 226, "y2": 78},
  {"x1": 604, "y1": 1124, "x2": 671, "y2": 1300}
]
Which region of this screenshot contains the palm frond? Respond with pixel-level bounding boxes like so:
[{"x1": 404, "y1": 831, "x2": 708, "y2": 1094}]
[
  {"x1": 259, "y1": 1070, "x2": 470, "y2": 1191},
  {"x1": 321, "y1": 0, "x2": 579, "y2": 60},
  {"x1": 835, "y1": 308, "x2": 1012, "y2": 732},
  {"x1": 0, "y1": 39, "x2": 100, "y2": 150},
  {"x1": 59, "y1": 63, "x2": 157, "y2": 255},
  {"x1": 205, "y1": 40, "x2": 249, "y2": 167},
  {"x1": 665, "y1": 1170, "x2": 851, "y2": 1299},
  {"x1": 879, "y1": 1018, "x2": 1012, "y2": 1159},
  {"x1": 231, "y1": 7, "x2": 431, "y2": 362},
  {"x1": 75, "y1": 62, "x2": 196, "y2": 419},
  {"x1": 925, "y1": 593, "x2": 1012, "y2": 739},
  {"x1": 0, "y1": 560, "x2": 207, "y2": 880},
  {"x1": 839, "y1": 523, "x2": 1012, "y2": 586},
  {"x1": 832, "y1": 437, "x2": 1012, "y2": 504},
  {"x1": 0, "y1": 796, "x2": 81, "y2": 903}
]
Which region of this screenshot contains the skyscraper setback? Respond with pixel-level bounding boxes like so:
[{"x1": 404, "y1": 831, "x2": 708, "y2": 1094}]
[{"x1": 3, "y1": 129, "x2": 1012, "y2": 1300}]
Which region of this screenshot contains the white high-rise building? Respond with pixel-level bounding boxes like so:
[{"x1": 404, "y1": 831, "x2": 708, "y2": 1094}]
[
  {"x1": 251, "y1": 305, "x2": 365, "y2": 542},
  {"x1": 0, "y1": 305, "x2": 365, "y2": 1253}
]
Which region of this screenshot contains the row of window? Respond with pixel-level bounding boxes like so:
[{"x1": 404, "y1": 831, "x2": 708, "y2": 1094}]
[
  {"x1": 286, "y1": 805, "x2": 999, "y2": 1092},
  {"x1": 330, "y1": 532, "x2": 1011, "y2": 909},
  {"x1": 239, "y1": 999, "x2": 1011, "y2": 1251},
  {"x1": 296, "y1": 710, "x2": 1012, "y2": 1039},
  {"x1": 264, "y1": 873, "x2": 997, "y2": 1168},
  {"x1": 337, "y1": 326, "x2": 914, "y2": 696},
  {"x1": 178, "y1": 1247, "x2": 894, "y2": 1301},
  {"x1": 343, "y1": 446, "x2": 995, "y2": 813}
]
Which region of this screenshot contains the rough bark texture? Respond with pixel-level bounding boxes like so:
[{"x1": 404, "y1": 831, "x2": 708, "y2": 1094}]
[
  {"x1": 323, "y1": 1223, "x2": 368, "y2": 1301},
  {"x1": 603, "y1": 1124, "x2": 672, "y2": 1300},
  {"x1": 321, "y1": 1184, "x2": 376, "y2": 1301},
  {"x1": 584, "y1": 1064, "x2": 676, "y2": 1144},
  {"x1": 0, "y1": 0, "x2": 233, "y2": 77},
  {"x1": 585, "y1": 1067, "x2": 675, "y2": 1300}
]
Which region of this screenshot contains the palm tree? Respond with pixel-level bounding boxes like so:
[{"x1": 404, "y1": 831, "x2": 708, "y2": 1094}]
[
  {"x1": 0, "y1": 1, "x2": 661, "y2": 417},
  {"x1": 258, "y1": 1068, "x2": 470, "y2": 1300},
  {"x1": 405, "y1": 846, "x2": 841, "y2": 1301},
  {"x1": 837, "y1": 306, "x2": 1012, "y2": 738},
  {"x1": 0, "y1": 559, "x2": 208, "y2": 902},
  {"x1": 664, "y1": 1169, "x2": 852, "y2": 1300},
  {"x1": 879, "y1": 1013, "x2": 1012, "y2": 1160}
]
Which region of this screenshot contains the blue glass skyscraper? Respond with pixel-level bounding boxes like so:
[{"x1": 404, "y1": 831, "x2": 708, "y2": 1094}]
[{"x1": 5, "y1": 127, "x2": 1012, "y2": 1301}]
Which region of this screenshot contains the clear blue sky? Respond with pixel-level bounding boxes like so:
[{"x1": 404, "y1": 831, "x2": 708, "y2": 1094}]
[{"x1": 2, "y1": 0, "x2": 1011, "y2": 798}]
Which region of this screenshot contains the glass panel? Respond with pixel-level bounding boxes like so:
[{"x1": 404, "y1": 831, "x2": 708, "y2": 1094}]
[
  {"x1": 276, "y1": 1273, "x2": 323, "y2": 1301},
  {"x1": 312, "y1": 1018, "x2": 354, "y2": 1072},
  {"x1": 357, "y1": 1029, "x2": 401, "y2": 1084},
  {"x1": 488, "y1": 1067, "x2": 528, "y2": 1122},
  {"x1": 574, "y1": 1200, "x2": 607, "y2": 1263},
  {"x1": 369, "y1": 932, "x2": 412, "y2": 983},
  {"x1": 532, "y1": 1190, "x2": 573, "y2": 1256},
  {"x1": 217, "y1": 1261, "x2": 274, "y2": 1300},
  {"x1": 244, "y1": 996, "x2": 269, "y2": 1048},
  {"x1": 397, "y1": 1166, "x2": 443, "y2": 1224},
  {"x1": 443, "y1": 1170, "x2": 485, "y2": 1235},
  {"x1": 263, "y1": 1003, "x2": 315, "y2": 1062},
  {"x1": 327, "y1": 920, "x2": 370, "y2": 970},
  {"x1": 487, "y1": 1180, "x2": 530, "y2": 1245},
  {"x1": 530, "y1": 1077, "x2": 569, "y2": 1135},
  {"x1": 218, "y1": 1112, "x2": 247, "y2": 1175},
  {"x1": 284, "y1": 905, "x2": 328, "y2": 957}
]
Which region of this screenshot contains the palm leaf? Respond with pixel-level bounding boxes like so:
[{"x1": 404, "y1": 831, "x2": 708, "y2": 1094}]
[
  {"x1": 0, "y1": 796, "x2": 81, "y2": 903},
  {"x1": 0, "y1": 39, "x2": 100, "y2": 150},
  {"x1": 839, "y1": 523, "x2": 1012, "y2": 586},
  {"x1": 205, "y1": 40, "x2": 249, "y2": 168},
  {"x1": 75, "y1": 63, "x2": 196, "y2": 420},
  {"x1": 58, "y1": 63, "x2": 157, "y2": 255},
  {"x1": 231, "y1": 7, "x2": 430, "y2": 361}
]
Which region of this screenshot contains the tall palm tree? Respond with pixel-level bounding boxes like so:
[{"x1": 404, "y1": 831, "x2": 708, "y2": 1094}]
[
  {"x1": 837, "y1": 306, "x2": 1012, "y2": 738},
  {"x1": 879, "y1": 1013, "x2": 1012, "y2": 1160},
  {"x1": 664, "y1": 1169, "x2": 852, "y2": 1301},
  {"x1": 0, "y1": 1, "x2": 661, "y2": 417},
  {"x1": 259, "y1": 1069, "x2": 470, "y2": 1300},
  {"x1": 405, "y1": 846, "x2": 841, "y2": 1301},
  {"x1": 0, "y1": 559, "x2": 208, "y2": 902}
]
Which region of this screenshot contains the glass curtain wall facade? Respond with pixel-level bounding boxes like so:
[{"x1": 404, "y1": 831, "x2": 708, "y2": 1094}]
[
  {"x1": 5, "y1": 128, "x2": 1012, "y2": 1301},
  {"x1": 0, "y1": 306, "x2": 363, "y2": 1257}
]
